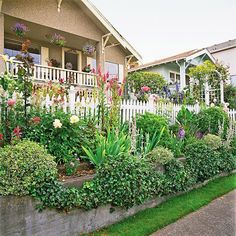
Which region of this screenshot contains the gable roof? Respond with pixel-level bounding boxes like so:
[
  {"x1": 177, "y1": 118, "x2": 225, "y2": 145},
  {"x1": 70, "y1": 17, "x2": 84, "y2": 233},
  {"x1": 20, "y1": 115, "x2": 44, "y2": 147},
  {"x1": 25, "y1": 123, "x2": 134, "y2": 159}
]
[
  {"x1": 129, "y1": 48, "x2": 215, "y2": 72},
  {"x1": 207, "y1": 39, "x2": 236, "y2": 53},
  {"x1": 77, "y1": 0, "x2": 142, "y2": 63}
]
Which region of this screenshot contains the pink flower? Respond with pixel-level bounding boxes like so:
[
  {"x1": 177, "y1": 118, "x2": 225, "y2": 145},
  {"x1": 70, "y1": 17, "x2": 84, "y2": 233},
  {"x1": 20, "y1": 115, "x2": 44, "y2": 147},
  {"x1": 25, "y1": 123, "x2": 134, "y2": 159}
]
[
  {"x1": 141, "y1": 86, "x2": 150, "y2": 93},
  {"x1": 118, "y1": 87, "x2": 123, "y2": 96},
  {"x1": 32, "y1": 117, "x2": 41, "y2": 124},
  {"x1": 98, "y1": 65, "x2": 102, "y2": 77},
  {"x1": 7, "y1": 99, "x2": 16, "y2": 107},
  {"x1": 106, "y1": 72, "x2": 109, "y2": 79},
  {"x1": 13, "y1": 126, "x2": 22, "y2": 138},
  {"x1": 0, "y1": 133, "x2": 3, "y2": 141},
  {"x1": 92, "y1": 68, "x2": 96, "y2": 74}
]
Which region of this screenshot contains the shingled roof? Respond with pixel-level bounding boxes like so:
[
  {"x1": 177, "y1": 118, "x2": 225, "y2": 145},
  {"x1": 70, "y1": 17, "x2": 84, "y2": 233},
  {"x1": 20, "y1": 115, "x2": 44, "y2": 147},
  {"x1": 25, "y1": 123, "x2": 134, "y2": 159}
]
[
  {"x1": 129, "y1": 49, "x2": 202, "y2": 72},
  {"x1": 207, "y1": 39, "x2": 236, "y2": 53}
]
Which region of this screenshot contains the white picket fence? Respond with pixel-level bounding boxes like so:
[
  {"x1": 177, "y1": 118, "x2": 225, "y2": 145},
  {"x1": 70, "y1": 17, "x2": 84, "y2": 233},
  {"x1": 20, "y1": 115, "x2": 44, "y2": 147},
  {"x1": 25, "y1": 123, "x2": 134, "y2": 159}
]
[{"x1": 2, "y1": 87, "x2": 236, "y2": 124}]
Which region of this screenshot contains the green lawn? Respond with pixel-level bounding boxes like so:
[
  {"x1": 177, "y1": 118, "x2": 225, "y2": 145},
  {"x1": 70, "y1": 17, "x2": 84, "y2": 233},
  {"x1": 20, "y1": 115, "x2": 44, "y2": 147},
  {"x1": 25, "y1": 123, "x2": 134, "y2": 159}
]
[{"x1": 87, "y1": 173, "x2": 236, "y2": 236}]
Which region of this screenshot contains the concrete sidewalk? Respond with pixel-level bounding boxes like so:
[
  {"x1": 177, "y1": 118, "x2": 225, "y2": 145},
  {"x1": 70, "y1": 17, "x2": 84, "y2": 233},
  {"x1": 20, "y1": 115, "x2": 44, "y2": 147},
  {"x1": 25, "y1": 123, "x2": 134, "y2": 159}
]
[{"x1": 151, "y1": 190, "x2": 236, "y2": 236}]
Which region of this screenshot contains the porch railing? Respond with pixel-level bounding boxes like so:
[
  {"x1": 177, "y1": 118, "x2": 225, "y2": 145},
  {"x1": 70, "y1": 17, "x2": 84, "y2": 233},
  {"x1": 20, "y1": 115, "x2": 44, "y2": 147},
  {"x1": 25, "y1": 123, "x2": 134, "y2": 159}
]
[{"x1": 6, "y1": 60, "x2": 97, "y2": 87}]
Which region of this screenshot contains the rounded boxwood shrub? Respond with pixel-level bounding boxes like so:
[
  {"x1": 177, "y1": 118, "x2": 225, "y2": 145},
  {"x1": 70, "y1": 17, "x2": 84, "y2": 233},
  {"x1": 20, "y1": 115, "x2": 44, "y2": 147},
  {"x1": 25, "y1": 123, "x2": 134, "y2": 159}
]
[
  {"x1": 185, "y1": 141, "x2": 221, "y2": 182},
  {"x1": 195, "y1": 107, "x2": 229, "y2": 135},
  {"x1": 203, "y1": 134, "x2": 222, "y2": 150},
  {"x1": 0, "y1": 140, "x2": 57, "y2": 196},
  {"x1": 78, "y1": 154, "x2": 165, "y2": 210},
  {"x1": 136, "y1": 112, "x2": 170, "y2": 144},
  {"x1": 146, "y1": 146, "x2": 174, "y2": 165}
]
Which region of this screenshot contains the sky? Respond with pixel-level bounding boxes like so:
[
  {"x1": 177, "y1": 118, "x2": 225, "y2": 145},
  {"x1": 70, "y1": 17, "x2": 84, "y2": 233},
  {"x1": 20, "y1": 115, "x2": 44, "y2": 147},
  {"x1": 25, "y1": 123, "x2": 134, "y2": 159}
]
[{"x1": 92, "y1": 0, "x2": 236, "y2": 63}]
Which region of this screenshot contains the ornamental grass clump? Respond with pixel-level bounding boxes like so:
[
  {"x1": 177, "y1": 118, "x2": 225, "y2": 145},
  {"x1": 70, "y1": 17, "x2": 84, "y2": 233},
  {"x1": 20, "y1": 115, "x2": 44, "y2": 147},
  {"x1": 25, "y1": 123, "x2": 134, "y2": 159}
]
[
  {"x1": 0, "y1": 140, "x2": 57, "y2": 196},
  {"x1": 203, "y1": 134, "x2": 222, "y2": 150}
]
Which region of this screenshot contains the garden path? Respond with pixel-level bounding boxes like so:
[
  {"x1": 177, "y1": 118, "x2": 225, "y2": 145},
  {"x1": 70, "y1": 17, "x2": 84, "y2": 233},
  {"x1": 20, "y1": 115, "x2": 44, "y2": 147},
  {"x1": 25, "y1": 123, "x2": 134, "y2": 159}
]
[{"x1": 151, "y1": 190, "x2": 236, "y2": 236}]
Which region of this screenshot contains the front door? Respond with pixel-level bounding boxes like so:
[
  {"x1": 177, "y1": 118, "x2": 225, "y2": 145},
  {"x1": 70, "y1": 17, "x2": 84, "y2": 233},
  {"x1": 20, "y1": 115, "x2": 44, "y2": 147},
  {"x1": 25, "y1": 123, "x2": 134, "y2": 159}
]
[{"x1": 62, "y1": 48, "x2": 82, "y2": 71}]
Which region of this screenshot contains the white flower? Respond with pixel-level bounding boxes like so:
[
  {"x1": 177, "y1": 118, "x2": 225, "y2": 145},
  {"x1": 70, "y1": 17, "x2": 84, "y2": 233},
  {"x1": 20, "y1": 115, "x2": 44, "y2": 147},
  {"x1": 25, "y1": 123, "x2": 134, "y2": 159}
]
[
  {"x1": 70, "y1": 115, "x2": 79, "y2": 124},
  {"x1": 210, "y1": 103, "x2": 215, "y2": 107},
  {"x1": 53, "y1": 119, "x2": 62, "y2": 128}
]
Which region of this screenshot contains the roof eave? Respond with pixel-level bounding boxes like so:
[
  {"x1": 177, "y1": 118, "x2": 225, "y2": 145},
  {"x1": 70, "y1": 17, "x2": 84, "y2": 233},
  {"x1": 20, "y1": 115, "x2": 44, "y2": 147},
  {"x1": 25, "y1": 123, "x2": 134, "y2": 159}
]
[{"x1": 80, "y1": 0, "x2": 143, "y2": 63}]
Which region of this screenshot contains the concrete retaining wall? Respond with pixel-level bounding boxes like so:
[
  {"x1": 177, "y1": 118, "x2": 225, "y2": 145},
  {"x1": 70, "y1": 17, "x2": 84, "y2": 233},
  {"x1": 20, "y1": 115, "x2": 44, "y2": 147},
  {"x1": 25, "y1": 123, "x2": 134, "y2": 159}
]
[
  {"x1": 0, "y1": 195, "x2": 168, "y2": 236},
  {"x1": 0, "y1": 172, "x2": 234, "y2": 236}
]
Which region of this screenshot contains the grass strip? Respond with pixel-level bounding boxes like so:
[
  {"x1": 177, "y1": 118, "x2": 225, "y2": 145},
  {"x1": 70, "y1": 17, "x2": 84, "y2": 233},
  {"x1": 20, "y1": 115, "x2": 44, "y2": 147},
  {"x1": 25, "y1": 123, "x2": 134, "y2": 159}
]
[{"x1": 87, "y1": 173, "x2": 236, "y2": 236}]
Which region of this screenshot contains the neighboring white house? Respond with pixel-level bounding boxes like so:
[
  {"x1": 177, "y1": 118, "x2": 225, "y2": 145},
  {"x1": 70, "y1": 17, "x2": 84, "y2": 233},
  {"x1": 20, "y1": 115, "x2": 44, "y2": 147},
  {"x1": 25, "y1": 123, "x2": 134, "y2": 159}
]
[
  {"x1": 207, "y1": 39, "x2": 236, "y2": 86},
  {"x1": 129, "y1": 49, "x2": 215, "y2": 92}
]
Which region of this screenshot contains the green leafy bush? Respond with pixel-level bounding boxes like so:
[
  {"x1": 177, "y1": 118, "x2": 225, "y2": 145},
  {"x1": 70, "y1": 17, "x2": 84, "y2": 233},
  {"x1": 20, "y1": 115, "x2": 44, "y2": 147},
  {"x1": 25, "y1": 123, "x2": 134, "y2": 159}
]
[
  {"x1": 31, "y1": 180, "x2": 80, "y2": 211},
  {"x1": 146, "y1": 146, "x2": 174, "y2": 165},
  {"x1": 232, "y1": 137, "x2": 236, "y2": 157},
  {"x1": 224, "y1": 85, "x2": 236, "y2": 109},
  {"x1": 127, "y1": 71, "x2": 166, "y2": 95},
  {"x1": 185, "y1": 141, "x2": 227, "y2": 182},
  {"x1": 164, "y1": 159, "x2": 196, "y2": 194},
  {"x1": 136, "y1": 112, "x2": 170, "y2": 144},
  {"x1": 0, "y1": 140, "x2": 57, "y2": 196},
  {"x1": 78, "y1": 154, "x2": 164, "y2": 209},
  {"x1": 195, "y1": 107, "x2": 229, "y2": 135},
  {"x1": 25, "y1": 110, "x2": 96, "y2": 163},
  {"x1": 203, "y1": 134, "x2": 222, "y2": 150},
  {"x1": 82, "y1": 129, "x2": 131, "y2": 167},
  {"x1": 217, "y1": 147, "x2": 236, "y2": 173}
]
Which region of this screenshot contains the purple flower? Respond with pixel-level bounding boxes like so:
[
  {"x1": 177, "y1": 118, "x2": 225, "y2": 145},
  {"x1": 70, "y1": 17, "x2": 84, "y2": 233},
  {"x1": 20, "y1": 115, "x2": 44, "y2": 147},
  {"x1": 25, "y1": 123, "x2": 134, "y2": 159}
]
[
  {"x1": 178, "y1": 127, "x2": 185, "y2": 140},
  {"x1": 12, "y1": 22, "x2": 29, "y2": 36},
  {"x1": 195, "y1": 131, "x2": 203, "y2": 139},
  {"x1": 176, "y1": 83, "x2": 180, "y2": 92}
]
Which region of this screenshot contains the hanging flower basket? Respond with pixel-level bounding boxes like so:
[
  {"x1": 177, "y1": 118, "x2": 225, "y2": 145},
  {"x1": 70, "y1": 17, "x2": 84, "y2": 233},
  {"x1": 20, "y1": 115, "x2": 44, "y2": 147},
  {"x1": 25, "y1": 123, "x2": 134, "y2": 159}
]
[
  {"x1": 12, "y1": 23, "x2": 29, "y2": 37},
  {"x1": 46, "y1": 33, "x2": 66, "y2": 47},
  {"x1": 82, "y1": 43, "x2": 96, "y2": 56}
]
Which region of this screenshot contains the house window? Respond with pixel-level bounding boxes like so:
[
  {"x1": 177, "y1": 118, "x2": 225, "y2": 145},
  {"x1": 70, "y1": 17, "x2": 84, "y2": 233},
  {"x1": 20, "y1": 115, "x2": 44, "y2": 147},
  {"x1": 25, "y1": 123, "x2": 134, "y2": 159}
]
[
  {"x1": 105, "y1": 61, "x2": 119, "y2": 79},
  {"x1": 169, "y1": 72, "x2": 180, "y2": 83},
  {"x1": 4, "y1": 40, "x2": 41, "y2": 64},
  {"x1": 186, "y1": 75, "x2": 190, "y2": 85}
]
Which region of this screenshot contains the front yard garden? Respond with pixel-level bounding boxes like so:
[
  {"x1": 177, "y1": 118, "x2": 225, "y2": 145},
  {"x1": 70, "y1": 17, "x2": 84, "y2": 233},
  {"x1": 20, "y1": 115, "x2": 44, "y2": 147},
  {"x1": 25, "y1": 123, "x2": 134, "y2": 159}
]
[{"x1": 0, "y1": 40, "x2": 235, "y2": 234}]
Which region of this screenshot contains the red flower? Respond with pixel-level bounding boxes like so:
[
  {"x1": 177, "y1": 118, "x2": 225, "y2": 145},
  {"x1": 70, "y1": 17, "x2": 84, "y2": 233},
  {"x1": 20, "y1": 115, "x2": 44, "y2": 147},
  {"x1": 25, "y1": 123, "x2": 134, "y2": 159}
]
[
  {"x1": 13, "y1": 126, "x2": 22, "y2": 138},
  {"x1": 59, "y1": 78, "x2": 64, "y2": 84},
  {"x1": 32, "y1": 116, "x2": 41, "y2": 124},
  {"x1": 7, "y1": 99, "x2": 16, "y2": 107},
  {"x1": 0, "y1": 133, "x2": 3, "y2": 141},
  {"x1": 141, "y1": 86, "x2": 150, "y2": 92}
]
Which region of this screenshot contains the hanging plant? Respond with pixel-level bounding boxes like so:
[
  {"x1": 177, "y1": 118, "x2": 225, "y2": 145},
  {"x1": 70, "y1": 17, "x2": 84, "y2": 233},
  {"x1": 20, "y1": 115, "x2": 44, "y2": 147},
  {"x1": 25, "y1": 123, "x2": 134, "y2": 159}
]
[
  {"x1": 12, "y1": 22, "x2": 29, "y2": 37},
  {"x1": 82, "y1": 43, "x2": 96, "y2": 56},
  {"x1": 46, "y1": 33, "x2": 66, "y2": 47}
]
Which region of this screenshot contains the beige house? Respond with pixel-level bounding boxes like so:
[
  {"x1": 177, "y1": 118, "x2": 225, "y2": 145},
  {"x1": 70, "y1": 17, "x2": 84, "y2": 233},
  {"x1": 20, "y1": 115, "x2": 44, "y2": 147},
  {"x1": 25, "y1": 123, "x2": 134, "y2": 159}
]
[
  {"x1": 208, "y1": 39, "x2": 236, "y2": 86},
  {"x1": 0, "y1": 0, "x2": 142, "y2": 88}
]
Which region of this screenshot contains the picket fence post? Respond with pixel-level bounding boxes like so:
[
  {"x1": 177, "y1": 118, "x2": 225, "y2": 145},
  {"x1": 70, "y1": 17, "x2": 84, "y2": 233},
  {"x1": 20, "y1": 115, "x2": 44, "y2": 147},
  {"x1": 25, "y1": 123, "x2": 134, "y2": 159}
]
[{"x1": 69, "y1": 86, "x2": 76, "y2": 114}]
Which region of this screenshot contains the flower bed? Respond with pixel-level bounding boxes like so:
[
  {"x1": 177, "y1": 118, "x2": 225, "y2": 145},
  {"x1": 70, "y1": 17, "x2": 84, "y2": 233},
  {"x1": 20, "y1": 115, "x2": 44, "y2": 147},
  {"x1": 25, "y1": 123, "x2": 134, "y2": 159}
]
[{"x1": 0, "y1": 41, "x2": 236, "y2": 234}]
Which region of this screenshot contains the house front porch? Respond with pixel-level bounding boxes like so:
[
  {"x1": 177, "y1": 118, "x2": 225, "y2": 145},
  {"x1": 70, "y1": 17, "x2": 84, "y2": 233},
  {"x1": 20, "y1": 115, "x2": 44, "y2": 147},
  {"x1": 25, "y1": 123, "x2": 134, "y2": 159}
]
[{"x1": 1, "y1": 15, "x2": 101, "y2": 88}]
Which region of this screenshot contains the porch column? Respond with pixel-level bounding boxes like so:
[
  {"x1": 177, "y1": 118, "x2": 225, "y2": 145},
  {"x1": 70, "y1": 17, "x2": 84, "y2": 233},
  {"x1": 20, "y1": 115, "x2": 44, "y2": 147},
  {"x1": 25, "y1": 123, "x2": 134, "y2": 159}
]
[
  {"x1": 0, "y1": 13, "x2": 4, "y2": 73},
  {"x1": 96, "y1": 41, "x2": 105, "y2": 73},
  {"x1": 179, "y1": 62, "x2": 186, "y2": 91}
]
